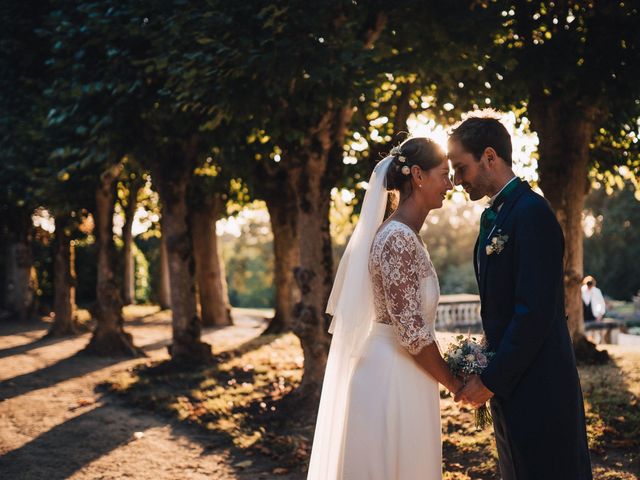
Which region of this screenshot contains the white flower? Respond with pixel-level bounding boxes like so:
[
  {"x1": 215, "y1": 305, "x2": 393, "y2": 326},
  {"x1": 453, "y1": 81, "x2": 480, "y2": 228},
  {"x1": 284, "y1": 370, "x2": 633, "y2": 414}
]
[
  {"x1": 487, "y1": 233, "x2": 509, "y2": 256},
  {"x1": 465, "y1": 354, "x2": 476, "y2": 363},
  {"x1": 397, "y1": 155, "x2": 406, "y2": 163},
  {"x1": 401, "y1": 165, "x2": 411, "y2": 175}
]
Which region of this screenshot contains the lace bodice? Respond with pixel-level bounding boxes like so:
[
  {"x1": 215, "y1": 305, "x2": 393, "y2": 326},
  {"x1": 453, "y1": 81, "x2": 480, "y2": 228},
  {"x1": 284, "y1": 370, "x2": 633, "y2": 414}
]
[{"x1": 368, "y1": 220, "x2": 440, "y2": 354}]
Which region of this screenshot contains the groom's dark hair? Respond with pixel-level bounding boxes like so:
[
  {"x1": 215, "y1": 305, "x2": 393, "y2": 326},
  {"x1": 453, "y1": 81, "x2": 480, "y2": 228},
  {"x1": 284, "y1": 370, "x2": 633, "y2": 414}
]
[{"x1": 449, "y1": 111, "x2": 513, "y2": 166}]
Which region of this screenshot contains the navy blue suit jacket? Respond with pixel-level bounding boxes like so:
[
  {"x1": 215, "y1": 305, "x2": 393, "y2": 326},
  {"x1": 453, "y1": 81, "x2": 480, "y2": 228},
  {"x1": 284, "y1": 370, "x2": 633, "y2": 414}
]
[{"x1": 474, "y1": 181, "x2": 591, "y2": 480}]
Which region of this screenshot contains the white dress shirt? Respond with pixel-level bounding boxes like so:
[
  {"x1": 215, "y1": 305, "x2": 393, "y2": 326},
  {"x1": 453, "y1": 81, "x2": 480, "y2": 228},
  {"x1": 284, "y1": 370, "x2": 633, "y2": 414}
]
[
  {"x1": 581, "y1": 285, "x2": 606, "y2": 319},
  {"x1": 488, "y1": 175, "x2": 518, "y2": 212},
  {"x1": 477, "y1": 176, "x2": 518, "y2": 272}
]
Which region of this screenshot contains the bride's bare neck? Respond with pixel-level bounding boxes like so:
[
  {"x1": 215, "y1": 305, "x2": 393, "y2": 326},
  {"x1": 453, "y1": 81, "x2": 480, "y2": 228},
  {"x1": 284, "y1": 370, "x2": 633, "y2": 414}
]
[{"x1": 389, "y1": 196, "x2": 429, "y2": 234}]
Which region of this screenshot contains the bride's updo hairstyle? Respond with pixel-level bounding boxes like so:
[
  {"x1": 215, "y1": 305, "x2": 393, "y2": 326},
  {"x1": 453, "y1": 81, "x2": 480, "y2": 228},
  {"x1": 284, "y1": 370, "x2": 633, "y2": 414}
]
[{"x1": 385, "y1": 137, "x2": 445, "y2": 194}]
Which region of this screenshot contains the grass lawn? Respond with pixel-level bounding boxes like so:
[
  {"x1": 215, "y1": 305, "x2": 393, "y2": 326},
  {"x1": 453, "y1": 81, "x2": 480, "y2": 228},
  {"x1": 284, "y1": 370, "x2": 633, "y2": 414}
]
[{"x1": 105, "y1": 331, "x2": 639, "y2": 479}]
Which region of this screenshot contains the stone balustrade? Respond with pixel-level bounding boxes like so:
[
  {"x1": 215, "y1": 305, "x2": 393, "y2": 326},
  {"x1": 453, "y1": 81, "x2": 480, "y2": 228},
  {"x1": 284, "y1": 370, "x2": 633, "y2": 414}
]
[{"x1": 436, "y1": 294, "x2": 482, "y2": 331}]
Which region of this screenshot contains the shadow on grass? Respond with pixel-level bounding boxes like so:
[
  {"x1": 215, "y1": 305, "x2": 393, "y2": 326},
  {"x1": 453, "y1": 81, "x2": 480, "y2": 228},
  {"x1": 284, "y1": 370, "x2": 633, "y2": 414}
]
[
  {"x1": 439, "y1": 352, "x2": 639, "y2": 480},
  {"x1": 0, "y1": 317, "x2": 49, "y2": 337},
  {"x1": 579, "y1": 353, "x2": 640, "y2": 479},
  {"x1": 0, "y1": 317, "x2": 210, "y2": 404},
  {"x1": 0, "y1": 350, "x2": 126, "y2": 402},
  {"x1": 134, "y1": 327, "x2": 281, "y2": 362},
  {"x1": 216, "y1": 332, "x2": 283, "y2": 360},
  {"x1": 119, "y1": 305, "x2": 171, "y2": 328},
  {"x1": 139, "y1": 337, "x2": 172, "y2": 354},
  {"x1": 0, "y1": 404, "x2": 140, "y2": 480},
  {"x1": 102, "y1": 331, "x2": 499, "y2": 477},
  {"x1": 101, "y1": 332, "x2": 308, "y2": 475},
  {"x1": 125, "y1": 317, "x2": 172, "y2": 328},
  {"x1": 98, "y1": 327, "x2": 640, "y2": 479},
  {"x1": 437, "y1": 394, "x2": 500, "y2": 480},
  {"x1": 126, "y1": 316, "x2": 172, "y2": 328},
  {"x1": 0, "y1": 334, "x2": 74, "y2": 359}
]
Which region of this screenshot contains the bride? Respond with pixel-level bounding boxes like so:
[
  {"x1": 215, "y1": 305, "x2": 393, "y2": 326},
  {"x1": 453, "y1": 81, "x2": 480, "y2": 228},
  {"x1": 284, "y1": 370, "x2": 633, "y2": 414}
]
[{"x1": 307, "y1": 137, "x2": 462, "y2": 479}]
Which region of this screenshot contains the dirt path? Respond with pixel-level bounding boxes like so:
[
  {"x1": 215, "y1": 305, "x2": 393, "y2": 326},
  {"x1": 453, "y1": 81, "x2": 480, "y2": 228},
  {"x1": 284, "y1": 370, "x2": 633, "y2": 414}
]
[
  {"x1": 0, "y1": 306, "x2": 299, "y2": 480},
  {"x1": 2, "y1": 307, "x2": 637, "y2": 480}
]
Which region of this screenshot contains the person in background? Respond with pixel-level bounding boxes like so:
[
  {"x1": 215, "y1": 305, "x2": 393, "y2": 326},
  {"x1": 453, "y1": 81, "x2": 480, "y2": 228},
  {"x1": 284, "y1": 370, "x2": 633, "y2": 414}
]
[{"x1": 582, "y1": 275, "x2": 606, "y2": 322}]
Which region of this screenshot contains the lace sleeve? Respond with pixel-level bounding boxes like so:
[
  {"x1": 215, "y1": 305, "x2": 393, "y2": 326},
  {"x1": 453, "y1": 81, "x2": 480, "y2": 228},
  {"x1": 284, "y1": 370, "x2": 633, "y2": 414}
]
[{"x1": 379, "y1": 229, "x2": 435, "y2": 354}]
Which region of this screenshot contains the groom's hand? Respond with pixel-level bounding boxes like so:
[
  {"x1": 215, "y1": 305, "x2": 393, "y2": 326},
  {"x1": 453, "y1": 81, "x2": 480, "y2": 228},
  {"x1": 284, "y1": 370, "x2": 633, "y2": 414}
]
[{"x1": 454, "y1": 375, "x2": 494, "y2": 408}]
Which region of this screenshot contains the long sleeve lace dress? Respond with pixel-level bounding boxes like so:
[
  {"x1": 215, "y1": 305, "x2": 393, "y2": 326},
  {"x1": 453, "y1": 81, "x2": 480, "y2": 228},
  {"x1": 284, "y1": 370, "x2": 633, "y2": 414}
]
[{"x1": 340, "y1": 220, "x2": 443, "y2": 479}]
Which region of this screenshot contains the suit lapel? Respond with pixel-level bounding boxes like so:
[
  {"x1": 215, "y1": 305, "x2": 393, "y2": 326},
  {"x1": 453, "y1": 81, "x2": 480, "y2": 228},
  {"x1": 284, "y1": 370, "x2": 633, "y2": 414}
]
[
  {"x1": 473, "y1": 236, "x2": 480, "y2": 282},
  {"x1": 479, "y1": 181, "x2": 531, "y2": 300},
  {"x1": 479, "y1": 237, "x2": 489, "y2": 299},
  {"x1": 492, "y1": 181, "x2": 530, "y2": 233}
]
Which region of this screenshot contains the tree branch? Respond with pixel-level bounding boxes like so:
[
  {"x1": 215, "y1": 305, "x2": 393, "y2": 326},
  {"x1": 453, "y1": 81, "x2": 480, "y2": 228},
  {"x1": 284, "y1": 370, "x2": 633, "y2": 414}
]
[{"x1": 363, "y1": 11, "x2": 387, "y2": 49}]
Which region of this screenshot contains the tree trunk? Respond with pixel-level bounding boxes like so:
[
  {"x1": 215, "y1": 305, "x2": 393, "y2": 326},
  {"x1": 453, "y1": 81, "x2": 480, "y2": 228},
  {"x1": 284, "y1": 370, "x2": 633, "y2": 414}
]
[
  {"x1": 262, "y1": 187, "x2": 299, "y2": 335},
  {"x1": 2, "y1": 210, "x2": 36, "y2": 321},
  {"x1": 290, "y1": 106, "x2": 353, "y2": 404},
  {"x1": 48, "y1": 213, "x2": 78, "y2": 336},
  {"x1": 529, "y1": 99, "x2": 608, "y2": 362},
  {"x1": 85, "y1": 164, "x2": 140, "y2": 356},
  {"x1": 190, "y1": 194, "x2": 232, "y2": 327},
  {"x1": 122, "y1": 184, "x2": 139, "y2": 305},
  {"x1": 291, "y1": 182, "x2": 333, "y2": 404},
  {"x1": 153, "y1": 142, "x2": 212, "y2": 365},
  {"x1": 159, "y1": 234, "x2": 171, "y2": 310}
]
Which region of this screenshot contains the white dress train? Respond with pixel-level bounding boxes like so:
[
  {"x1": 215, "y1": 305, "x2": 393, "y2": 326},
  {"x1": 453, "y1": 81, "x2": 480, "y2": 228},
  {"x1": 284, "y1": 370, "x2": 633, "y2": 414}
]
[{"x1": 339, "y1": 220, "x2": 442, "y2": 479}]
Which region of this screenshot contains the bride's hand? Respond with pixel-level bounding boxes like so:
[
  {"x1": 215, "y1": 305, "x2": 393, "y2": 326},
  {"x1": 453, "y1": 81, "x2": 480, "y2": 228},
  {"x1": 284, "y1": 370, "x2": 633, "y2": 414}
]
[
  {"x1": 448, "y1": 376, "x2": 464, "y2": 397},
  {"x1": 454, "y1": 374, "x2": 494, "y2": 407}
]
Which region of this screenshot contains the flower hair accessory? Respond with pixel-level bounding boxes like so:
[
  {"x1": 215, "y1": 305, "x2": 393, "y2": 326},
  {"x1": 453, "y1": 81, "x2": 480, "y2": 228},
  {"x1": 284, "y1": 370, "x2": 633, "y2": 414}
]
[
  {"x1": 390, "y1": 146, "x2": 407, "y2": 164},
  {"x1": 401, "y1": 165, "x2": 411, "y2": 175}
]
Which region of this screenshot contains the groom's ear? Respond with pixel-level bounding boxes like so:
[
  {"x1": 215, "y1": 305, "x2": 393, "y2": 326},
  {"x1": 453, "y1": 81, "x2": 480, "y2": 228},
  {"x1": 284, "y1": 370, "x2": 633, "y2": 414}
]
[{"x1": 484, "y1": 147, "x2": 499, "y2": 166}]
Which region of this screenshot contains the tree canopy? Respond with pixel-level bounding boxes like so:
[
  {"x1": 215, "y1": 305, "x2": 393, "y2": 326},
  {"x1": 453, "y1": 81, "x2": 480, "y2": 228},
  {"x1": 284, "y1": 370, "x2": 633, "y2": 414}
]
[{"x1": 2, "y1": 0, "x2": 638, "y2": 383}]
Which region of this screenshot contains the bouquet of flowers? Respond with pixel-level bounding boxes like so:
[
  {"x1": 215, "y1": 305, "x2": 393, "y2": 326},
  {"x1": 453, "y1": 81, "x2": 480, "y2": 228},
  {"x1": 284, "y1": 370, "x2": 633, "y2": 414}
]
[{"x1": 444, "y1": 334, "x2": 495, "y2": 429}]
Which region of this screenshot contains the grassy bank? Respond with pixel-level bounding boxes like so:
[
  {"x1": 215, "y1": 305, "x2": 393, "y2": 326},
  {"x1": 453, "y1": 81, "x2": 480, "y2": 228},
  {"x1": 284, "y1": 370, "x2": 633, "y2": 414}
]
[{"x1": 105, "y1": 331, "x2": 639, "y2": 479}]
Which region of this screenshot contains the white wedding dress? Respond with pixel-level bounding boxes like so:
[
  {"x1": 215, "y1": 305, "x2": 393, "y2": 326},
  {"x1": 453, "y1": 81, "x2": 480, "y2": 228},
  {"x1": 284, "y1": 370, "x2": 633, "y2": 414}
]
[
  {"x1": 340, "y1": 220, "x2": 442, "y2": 479},
  {"x1": 307, "y1": 156, "x2": 442, "y2": 480}
]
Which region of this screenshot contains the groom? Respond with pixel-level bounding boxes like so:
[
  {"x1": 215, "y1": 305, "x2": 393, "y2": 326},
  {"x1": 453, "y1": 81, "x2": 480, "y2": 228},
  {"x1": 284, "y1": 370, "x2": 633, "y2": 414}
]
[{"x1": 448, "y1": 113, "x2": 592, "y2": 480}]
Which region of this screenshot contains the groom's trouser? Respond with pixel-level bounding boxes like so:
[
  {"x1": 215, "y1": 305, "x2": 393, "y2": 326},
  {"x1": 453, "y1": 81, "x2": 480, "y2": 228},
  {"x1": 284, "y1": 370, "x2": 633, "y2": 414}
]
[
  {"x1": 489, "y1": 395, "x2": 592, "y2": 480},
  {"x1": 490, "y1": 399, "x2": 517, "y2": 480}
]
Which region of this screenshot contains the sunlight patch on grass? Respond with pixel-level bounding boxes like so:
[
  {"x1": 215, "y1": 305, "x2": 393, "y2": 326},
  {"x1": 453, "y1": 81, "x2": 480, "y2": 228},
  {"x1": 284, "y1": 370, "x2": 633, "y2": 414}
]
[
  {"x1": 105, "y1": 334, "x2": 639, "y2": 477},
  {"x1": 105, "y1": 332, "x2": 305, "y2": 461},
  {"x1": 578, "y1": 347, "x2": 640, "y2": 477}
]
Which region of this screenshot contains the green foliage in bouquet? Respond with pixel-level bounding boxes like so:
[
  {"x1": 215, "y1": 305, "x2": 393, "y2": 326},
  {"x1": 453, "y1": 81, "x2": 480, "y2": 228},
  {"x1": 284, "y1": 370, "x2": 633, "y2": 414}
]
[{"x1": 444, "y1": 335, "x2": 495, "y2": 430}]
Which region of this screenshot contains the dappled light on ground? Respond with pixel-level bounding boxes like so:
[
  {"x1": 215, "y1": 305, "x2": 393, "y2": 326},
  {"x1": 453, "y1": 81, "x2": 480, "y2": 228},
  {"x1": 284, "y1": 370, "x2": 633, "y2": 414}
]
[{"x1": 0, "y1": 305, "x2": 637, "y2": 478}]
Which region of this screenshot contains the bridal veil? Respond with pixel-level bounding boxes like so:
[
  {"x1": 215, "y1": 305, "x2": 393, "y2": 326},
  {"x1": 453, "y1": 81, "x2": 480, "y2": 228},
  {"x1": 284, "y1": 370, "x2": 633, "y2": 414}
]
[{"x1": 307, "y1": 156, "x2": 393, "y2": 479}]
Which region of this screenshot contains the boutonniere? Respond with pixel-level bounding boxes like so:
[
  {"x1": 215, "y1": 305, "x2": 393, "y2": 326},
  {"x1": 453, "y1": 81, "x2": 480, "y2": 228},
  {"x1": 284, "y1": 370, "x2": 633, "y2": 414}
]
[{"x1": 486, "y1": 230, "x2": 509, "y2": 256}]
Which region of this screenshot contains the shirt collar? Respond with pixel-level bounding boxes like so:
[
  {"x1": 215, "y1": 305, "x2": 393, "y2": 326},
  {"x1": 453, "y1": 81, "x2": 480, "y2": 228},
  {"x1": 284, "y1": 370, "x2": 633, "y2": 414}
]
[{"x1": 488, "y1": 176, "x2": 518, "y2": 207}]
